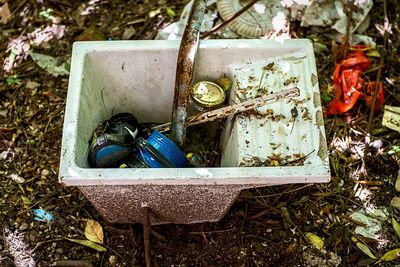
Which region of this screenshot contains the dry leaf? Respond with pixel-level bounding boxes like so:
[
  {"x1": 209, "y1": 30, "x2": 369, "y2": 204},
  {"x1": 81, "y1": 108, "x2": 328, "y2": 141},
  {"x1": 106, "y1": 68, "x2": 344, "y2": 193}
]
[
  {"x1": 65, "y1": 238, "x2": 106, "y2": 252},
  {"x1": 305, "y1": 232, "x2": 324, "y2": 250},
  {"x1": 85, "y1": 219, "x2": 104, "y2": 244},
  {"x1": 356, "y1": 242, "x2": 377, "y2": 259},
  {"x1": 0, "y1": 3, "x2": 11, "y2": 24}
]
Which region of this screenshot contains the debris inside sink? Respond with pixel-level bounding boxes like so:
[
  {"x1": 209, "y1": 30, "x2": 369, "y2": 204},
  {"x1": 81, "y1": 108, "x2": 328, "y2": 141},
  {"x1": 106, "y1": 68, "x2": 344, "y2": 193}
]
[{"x1": 87, "y1": 56, "x2": 322, "y2": 169}]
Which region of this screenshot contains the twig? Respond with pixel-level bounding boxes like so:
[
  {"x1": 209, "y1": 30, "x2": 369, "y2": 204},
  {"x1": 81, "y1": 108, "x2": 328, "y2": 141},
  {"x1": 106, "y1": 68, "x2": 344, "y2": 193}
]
[
  {"x1": 31, "y1": 238, "x2": 64, "y2": 253},
  {"x1": 248, "y1": 184, "x2": 313, "y2": 198},
  {"x1": 201, "y1": 0, "x2": 260, "y2": 39},
  {"x1": 342, "y1": 0, "x2": 354, "y2": 58},
  {"x1": 188, "y1": 228, "x2": 237, "y2": 235},
  {"x1": 143, "y1": 207, "x2": 151, "y2": 267},
  {"x1": 364, "y1": 0, "x2": 388, "y2": 157},
  {"x1": 240, "y1": 203, "x2": 248, "y2": 248}
]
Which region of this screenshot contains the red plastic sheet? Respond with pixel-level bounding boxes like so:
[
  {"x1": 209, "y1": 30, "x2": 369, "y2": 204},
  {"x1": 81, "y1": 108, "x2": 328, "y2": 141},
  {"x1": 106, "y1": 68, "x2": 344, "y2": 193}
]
[{"x1": 327, "y1": 46, "x2": 384, "y2": 115}]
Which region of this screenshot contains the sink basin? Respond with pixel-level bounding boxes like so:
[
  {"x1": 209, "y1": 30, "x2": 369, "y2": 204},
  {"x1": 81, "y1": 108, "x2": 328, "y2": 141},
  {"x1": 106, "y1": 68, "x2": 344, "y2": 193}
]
[{"x1": 59, "y1": 39, "x2": 330, "y2": 224}]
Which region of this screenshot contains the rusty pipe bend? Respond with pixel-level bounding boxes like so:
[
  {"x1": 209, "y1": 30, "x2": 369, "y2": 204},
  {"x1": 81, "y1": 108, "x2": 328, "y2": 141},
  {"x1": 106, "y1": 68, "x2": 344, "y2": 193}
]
[{"x1": 170, "y1": 0, "x2": 207, "y2": 148}]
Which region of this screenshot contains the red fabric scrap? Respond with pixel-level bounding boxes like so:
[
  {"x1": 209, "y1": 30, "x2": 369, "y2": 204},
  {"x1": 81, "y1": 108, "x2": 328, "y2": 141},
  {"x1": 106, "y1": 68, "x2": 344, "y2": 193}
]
[{"x1": 327, "y1": 46, "x2": 384, "y2": 116}]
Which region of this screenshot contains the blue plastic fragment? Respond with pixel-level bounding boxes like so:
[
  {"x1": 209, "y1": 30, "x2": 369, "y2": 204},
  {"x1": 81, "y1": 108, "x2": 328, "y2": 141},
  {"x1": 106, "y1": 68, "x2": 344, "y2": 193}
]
[{"x1": 33, "y1": 208, "x2": 53, "y2": 222}]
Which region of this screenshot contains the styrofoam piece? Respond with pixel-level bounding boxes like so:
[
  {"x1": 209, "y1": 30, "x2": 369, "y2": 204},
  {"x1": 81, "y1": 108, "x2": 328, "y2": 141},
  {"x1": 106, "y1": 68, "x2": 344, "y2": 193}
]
[
  {"x1": 60, "y1": 39, "x2": 330, "y2": 224},
  {"x1": 221, "y1": 52, "x2": 328, "y2": 168}
]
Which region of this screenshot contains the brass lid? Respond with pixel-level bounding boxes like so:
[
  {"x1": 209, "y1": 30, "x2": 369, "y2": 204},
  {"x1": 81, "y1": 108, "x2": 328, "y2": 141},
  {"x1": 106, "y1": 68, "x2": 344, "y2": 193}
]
[{"x1": 190, "y1": 81, "x2": 226, "y2": 108}]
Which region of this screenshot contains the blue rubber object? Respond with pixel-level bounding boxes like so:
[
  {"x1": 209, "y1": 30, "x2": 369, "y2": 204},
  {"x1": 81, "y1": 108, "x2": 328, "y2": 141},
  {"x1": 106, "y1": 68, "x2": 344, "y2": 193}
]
[{"x1": 146, "y1": 131, "x2": 189, "y2": 168}]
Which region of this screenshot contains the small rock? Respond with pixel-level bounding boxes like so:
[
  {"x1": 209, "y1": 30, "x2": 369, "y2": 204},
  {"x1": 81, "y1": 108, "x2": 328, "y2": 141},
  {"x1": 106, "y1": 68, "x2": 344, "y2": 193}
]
[
  {"x1": 26, "y1": 81, "x2": 40, "y2": 90},
  {"x1": 56, "y1": 248, "x2": 63, "y2": 255},
  {"x1": 19, "y1": 222, "x2": 28, "y2": 231},
  {"x1": 109, "y1": 255, "x2": 117, "y2": 266},
  {"x1": 122, "y1": 26, "x2": 136, "y2": 40},
  {"x1": 41, "y1": 169, "x2": 50, "y2": 176},
  {"x1": 395, "y1": 171, "x2": 400, "y2": 192},
  {"x1": 391, "y1": 197, "x2": 400, "y2": 210}
]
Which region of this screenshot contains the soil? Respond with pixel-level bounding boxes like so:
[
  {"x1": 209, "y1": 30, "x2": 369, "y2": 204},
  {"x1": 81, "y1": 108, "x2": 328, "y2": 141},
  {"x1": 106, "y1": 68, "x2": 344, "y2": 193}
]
[{"x1": 1, "y1": 0, "x2": 400, "y2": 266}]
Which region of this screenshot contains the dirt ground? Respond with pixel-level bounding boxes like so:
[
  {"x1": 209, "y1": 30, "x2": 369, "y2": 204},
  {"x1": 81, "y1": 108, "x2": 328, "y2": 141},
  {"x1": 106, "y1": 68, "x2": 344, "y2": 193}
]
[{"x1": 1, "y1": 0, "x2": 400, "y2": 266}]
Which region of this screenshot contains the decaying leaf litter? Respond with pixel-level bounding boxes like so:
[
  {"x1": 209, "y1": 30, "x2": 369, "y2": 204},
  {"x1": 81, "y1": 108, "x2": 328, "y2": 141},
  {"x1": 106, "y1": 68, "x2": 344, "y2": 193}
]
[{"x1": 1, "y1": 0, "x2": 400, "y2": 266}]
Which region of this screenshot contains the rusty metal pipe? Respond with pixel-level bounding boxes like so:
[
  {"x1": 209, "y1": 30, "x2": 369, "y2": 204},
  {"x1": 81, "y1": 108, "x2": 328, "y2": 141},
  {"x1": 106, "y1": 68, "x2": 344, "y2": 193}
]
[{"x1": 170, "y1": 0, "x2": 207, "y2": 148}]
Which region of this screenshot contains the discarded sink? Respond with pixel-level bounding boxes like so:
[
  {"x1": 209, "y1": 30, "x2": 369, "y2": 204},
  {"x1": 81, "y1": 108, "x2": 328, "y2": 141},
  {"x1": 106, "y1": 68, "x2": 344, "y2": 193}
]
[{"x1": 59, "y1": 39, "x2": 330, "y2": 225}]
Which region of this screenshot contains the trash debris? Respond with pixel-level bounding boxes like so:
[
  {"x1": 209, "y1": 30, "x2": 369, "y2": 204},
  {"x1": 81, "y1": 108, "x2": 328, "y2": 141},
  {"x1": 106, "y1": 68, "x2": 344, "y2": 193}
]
[
  {"x1": 30, "y1": 53, "x2": 70, "y2": 77},
  {"x1": 349, "y1": 208, "x2": 388, "y2": 241},
  {"x1": 136, "y1": 131, "x2": 190, "y2": 168},
  {"x1": 152, "y1": 87, "x2": 300, "y2": 133},
  {"x1": 327, "y1": 46, "x2": 384, "y2": 116},
  {"x1": 217, "y1": 0, "x2": 289, "y2": 38},
  {"x1": 382, "y1": 105, "x2": 400, "y2": 133},
  {"x1": 188, "y1": 81, "x2": 226, "y2": 115},
  {"x1": 155, "y1": 0, "x2": 216, "y2": 40},
  {"x1": 88, "y1": 113, "x2": 141, "y2": 167},
  {"x1": 33, "y1": 208, "x2": 54, "y2": 222},
  {"x1": 88, "y1": 113, "x2": 189, "y2": 168}
]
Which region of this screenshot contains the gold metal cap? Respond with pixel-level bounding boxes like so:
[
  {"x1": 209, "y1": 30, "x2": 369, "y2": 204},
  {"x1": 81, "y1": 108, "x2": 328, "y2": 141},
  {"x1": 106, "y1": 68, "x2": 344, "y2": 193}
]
[{"x1": 190, "y1": 81, "x2": 226, "y2": 108}]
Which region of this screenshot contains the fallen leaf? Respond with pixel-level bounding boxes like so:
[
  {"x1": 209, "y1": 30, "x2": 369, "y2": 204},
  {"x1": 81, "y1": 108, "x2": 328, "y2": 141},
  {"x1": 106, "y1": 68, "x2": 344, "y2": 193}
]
[
  {"x1": 376, "y1": 248, "x2": 400, "y2": 263},
  {"x1": 356, "y1": 242, "x2": 377, "y2": 259},
  {"x1": 305, "y1": 232, "x2": 324, "y2": 250},
  {"x1": 30, "y1": 53, "x2": 70, "y2": 77},
  {"x1": 215, "y1": 77, "x2": 233, "y2": 92},
  {"x1": 65, "y1": 238, "x2": 106, "y2": 252},
  {"x1": 75, "y1": 27, "x2": 106, "y2": 41},
  {"x1": 21, "y1": 196, "x2": 31, "y2": 209},
  {"x1": 85, "y1": 220, "x2": 104, "y2": 244},
  {"x1": 166, "y1": 7, "x2": 176, "y2": 17},
  {"x1": 0, "y1": 3, "x2": 11, "y2": 24},
  {"x1": 392, "y1": 218, "x2": 400, "y2": 239}
]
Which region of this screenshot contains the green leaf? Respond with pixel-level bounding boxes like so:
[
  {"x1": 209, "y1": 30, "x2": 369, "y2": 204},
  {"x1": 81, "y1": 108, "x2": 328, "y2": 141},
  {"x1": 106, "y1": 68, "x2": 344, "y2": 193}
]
[
  {"x1": 165, "y1": 7, "x2": 176, "y2": 17},
  {"x1": 376, "y1": 248, "x2": 400, "y2": 263},
  {"x1": 366, "y1": 50, "x2": 380, "y2": 58},
  {"x1": 84, "y1": 220, "x2": 104, "y2": 244},
  {"x1": 392, "y1": 218, "x2": 400, "y2": 239},
  {"x1": 305, "y1": 232, "x2": 324, "y2": 250},
  {"x1": 149, "y1": 8, "x2": 161, "y2": 18},
  {"x1": 65, "y1": 238, "x2": 106, "y2": 252},
  {"x1": 356, "y1": 242, "x2": 377, "y2": 259},
  {"x1": 30, "y1": 52, "x2": 69, "y2": 77},
  {"x1": 5, "y1": 76, "x2": 22, "y2": 85}
]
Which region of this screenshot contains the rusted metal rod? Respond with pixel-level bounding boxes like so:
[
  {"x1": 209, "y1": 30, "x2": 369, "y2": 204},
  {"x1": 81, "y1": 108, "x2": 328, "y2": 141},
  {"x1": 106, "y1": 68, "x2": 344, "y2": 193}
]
[{"x1": 170, "y1": 0, "x2": 207, "y2": 148}]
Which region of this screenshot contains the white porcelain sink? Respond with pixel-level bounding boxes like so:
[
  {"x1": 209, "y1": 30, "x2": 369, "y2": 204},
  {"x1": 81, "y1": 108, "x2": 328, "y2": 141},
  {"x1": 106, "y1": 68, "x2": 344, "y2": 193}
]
[{"x1": 59, "y1": 39, "x2": 330, "y2": 224}]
